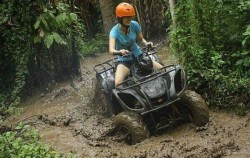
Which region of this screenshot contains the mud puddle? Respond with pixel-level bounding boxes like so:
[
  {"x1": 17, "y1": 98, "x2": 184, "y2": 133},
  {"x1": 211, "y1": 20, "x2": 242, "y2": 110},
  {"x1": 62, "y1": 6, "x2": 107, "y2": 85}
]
[{"x1": 3, "y1": 42, "x2": 250, "y2": 158}]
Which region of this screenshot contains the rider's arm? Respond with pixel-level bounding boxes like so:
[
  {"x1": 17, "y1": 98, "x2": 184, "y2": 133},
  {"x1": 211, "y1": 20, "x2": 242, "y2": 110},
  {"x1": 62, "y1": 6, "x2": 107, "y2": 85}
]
[
  {"x1": 109, "y1": 37, "x2": 117, "y2": 55},
  {"x1": 137, "y1": 32, "x2": 153, "y2": 47},
  {"x1": 109, "y1": 37, "x2": 128, "y2": 56},
  {"x1": 137, "y1": 32, "x2": 147, "y2": 45}
]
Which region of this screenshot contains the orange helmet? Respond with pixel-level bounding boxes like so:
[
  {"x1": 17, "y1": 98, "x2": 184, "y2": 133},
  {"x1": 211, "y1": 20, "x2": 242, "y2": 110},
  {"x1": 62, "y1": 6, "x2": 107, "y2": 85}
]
[{"x1": 116, "y1": 2, "x2": 135, "y2": 18}]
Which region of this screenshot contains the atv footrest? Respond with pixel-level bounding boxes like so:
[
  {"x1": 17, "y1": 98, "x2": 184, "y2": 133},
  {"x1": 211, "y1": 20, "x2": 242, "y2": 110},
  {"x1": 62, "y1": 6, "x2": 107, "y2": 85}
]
[{"x1": 155, "y1": 117, "x2": 183, "y2": 131}]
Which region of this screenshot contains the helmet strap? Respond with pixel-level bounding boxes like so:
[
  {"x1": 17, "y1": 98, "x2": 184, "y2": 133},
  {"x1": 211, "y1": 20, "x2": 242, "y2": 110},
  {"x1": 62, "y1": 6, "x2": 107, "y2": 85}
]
[{"x1": 117, "y1": 17, "x2": 130, "y2": 35}]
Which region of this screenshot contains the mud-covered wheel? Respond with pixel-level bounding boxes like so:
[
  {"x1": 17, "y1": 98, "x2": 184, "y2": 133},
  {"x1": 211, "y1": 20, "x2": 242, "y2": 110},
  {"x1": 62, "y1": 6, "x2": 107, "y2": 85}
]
[
  {"x1": 114, "y1": 112, "x2": 150, "y2": 145},
  {"x1": 178, "y1": 90, "x2": 209, "y2": 127},
  {"x1": 93, "y1": 78, "x2": 113, "y2": 116}
]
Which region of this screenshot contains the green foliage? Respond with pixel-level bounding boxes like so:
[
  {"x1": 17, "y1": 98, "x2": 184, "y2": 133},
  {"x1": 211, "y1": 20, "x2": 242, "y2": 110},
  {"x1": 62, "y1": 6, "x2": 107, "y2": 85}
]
[
  {"x1": 33, "y1": 2, "x2": 82, "y2": 48},
  {"x1": 0, "y1": 0, "x2": 85, "y2": 111},
  {"x1": 0, "y1": 123, "x2": 74, "y2": 158},
  {"x1": 79, "y1": 34, "x2": 108, "y2": 56},
  {"x1": 169, "y1": 0, "x2": 250, "y2": 112},
  {"x1": 0, "y1": 0, "x2": 35, "y2": 109},
  {"x1": 242, "y1": 25, "x2": 250, "y2": 46}
]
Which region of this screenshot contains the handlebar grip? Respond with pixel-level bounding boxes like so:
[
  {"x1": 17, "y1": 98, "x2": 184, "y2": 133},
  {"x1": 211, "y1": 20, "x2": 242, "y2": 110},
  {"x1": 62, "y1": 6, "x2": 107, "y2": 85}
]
[
  {"x1": 113, "y1": 51, "x2": 122, "y2": 55},
  {"x1": 153, "y1": 44, "x2": 160, "y2": 48}
]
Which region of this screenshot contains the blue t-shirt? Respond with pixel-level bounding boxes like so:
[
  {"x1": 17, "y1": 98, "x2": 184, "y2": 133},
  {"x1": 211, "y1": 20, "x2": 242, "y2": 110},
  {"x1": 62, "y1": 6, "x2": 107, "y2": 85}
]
[{"x1": 109, "y1": 20, "x2": 142, "y2": 62}]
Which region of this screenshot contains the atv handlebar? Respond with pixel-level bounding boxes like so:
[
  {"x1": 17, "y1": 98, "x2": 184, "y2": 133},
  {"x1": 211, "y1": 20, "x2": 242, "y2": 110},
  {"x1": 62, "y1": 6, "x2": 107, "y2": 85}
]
[
  {"x1": 113, "y1": 51, "x2": 123, "y2": 56},
  {"x1": 113, "y1": 50, "x2": 131, "y2": 56},
  {"x1": 141, "y1": 43, "x2": 160, "y2": 55},
  {"x1": 149, "y1": 43, "x2": 160, "y2": 49},
  {"x1": 113, "y1": 43, "x2": 160, "y2": 57}
]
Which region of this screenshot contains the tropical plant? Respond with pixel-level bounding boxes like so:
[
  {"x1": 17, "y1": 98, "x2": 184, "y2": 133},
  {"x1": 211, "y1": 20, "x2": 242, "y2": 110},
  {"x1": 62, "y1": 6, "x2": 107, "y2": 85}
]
[
  {"x1": 0, "y1": 0, "x2": 85, "y2": 111},
  {"x1": 0, "y1": 123, "x2": 74, "y2": 158},
  {"x1": 168, "y1": 0, "x2": 250, "y2": 114}
]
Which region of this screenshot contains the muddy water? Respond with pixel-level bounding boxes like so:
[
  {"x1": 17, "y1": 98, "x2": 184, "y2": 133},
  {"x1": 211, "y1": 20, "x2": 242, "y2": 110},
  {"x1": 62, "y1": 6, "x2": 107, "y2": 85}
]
[{"x1": 3, "y1": 43, "x2": 250, "y2": 158}]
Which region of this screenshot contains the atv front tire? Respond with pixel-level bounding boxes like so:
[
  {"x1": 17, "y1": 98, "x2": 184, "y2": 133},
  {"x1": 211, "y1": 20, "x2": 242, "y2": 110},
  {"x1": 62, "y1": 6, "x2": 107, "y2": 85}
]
[
  {"x1": 114, "y1": 112, "x2": 150, "y2": 145},
  {"x1": 178, "y1": 90, "x2": 209, "y2": 127}
]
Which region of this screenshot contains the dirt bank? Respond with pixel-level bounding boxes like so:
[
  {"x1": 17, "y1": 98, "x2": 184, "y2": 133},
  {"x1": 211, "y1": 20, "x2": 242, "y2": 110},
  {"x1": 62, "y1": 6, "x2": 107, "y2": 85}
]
[{"x1": 3, "y1": 43, "x2": 250, "y2": 158}]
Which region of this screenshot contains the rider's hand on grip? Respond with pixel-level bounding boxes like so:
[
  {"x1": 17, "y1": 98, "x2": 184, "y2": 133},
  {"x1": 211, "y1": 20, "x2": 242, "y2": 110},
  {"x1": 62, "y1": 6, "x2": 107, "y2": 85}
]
[
  {"x1": 145, "y1": 42, "x2": 153, "y2": 49},
  {"x1": 113, "y1": 49, "x2": 129, "y2": 56},
  {"x1": 120, "y1": 49, "x2": 129, "y2": 56}
]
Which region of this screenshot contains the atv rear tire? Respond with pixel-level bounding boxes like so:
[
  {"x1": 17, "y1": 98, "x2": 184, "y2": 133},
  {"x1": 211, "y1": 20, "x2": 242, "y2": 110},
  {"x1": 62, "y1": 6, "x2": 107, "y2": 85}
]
[
  {"x1": 114, "y1": 112, "x2": 150, "y2": 145},
  {"x1": 178, "y1": 90, "x2": 209, "y2": 127},
  {"x1": 93, "y1": 78, "x2": 113, "y2": 116}
]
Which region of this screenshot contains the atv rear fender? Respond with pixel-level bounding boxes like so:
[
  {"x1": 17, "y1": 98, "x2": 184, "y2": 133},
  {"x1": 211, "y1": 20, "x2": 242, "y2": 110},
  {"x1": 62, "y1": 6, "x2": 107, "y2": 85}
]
[{"x1": 93, "y1": 59, "x2": 115, "y2": 93}]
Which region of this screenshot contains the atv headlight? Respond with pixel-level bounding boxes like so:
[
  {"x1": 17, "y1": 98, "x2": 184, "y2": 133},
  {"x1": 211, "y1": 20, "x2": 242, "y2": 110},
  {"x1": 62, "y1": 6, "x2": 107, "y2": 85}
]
[
  {"x1": 174, "y1": 69, "x2": 187, "y2": 96},
  {"x1": 117, "y1": 93, "x2": 144, "y2": 110}
]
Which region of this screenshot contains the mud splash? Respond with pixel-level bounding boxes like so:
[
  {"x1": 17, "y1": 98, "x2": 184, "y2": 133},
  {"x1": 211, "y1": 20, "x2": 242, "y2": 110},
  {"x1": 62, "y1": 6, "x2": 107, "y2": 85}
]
[{"x1": 3, "y1": 42, "x2": 250, "y2": 158}]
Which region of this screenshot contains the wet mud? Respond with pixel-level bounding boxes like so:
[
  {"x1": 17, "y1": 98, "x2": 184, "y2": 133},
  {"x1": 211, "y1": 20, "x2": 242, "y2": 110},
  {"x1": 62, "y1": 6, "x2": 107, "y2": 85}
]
[{"x1": 3, "y1": 42, "x2": 250, "y2": 158}]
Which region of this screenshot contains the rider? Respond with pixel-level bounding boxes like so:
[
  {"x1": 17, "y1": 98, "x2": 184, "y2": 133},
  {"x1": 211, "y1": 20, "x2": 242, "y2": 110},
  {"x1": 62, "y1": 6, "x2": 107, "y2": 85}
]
[{"x1": 109, "y1": 2, "x2": 163, "y2": 87}]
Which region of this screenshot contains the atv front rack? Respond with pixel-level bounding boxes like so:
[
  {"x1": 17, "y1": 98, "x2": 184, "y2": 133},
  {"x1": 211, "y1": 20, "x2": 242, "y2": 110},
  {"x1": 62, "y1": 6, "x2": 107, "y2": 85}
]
[
  {"x1": 93, "y1": 58, "x2": 114, "y2": 75},
  {"x1": 116, "y1": 65, "x2": 177, "y2": 90},
  {"x1": 115, "y1": 64, "x2": 187, "y2": 114}
]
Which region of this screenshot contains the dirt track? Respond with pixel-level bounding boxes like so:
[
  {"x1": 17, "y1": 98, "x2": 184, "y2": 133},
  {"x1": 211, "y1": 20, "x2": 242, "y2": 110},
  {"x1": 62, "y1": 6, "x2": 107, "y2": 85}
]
[{"x1": 3, "y1": 43, "x2": 250, "y2": 158}]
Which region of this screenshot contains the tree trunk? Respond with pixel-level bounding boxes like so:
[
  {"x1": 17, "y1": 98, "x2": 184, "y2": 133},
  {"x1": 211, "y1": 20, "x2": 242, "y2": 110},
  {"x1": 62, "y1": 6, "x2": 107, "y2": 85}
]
[
  {"x1": 74, "y1": 0, "x2": 98, "y2": 38},
  {"x1": 133, "y1": 0, "x2": 165, "y2": 39},
  {"x1": 169, "y1": 0, "x2": 175, "y2": 24},
  {"x1": 99, "y1": 0, "x2": 115, "y2": 34},
  {"x1": 70, "y1": 0, "x2": 81, "y2": 78}
]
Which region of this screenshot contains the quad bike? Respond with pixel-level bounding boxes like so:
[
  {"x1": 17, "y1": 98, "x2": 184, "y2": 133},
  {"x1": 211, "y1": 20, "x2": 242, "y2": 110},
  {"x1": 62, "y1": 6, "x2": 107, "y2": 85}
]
[{"x1": 93, "y1": 45, "x2": 209, "y2": 145}]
